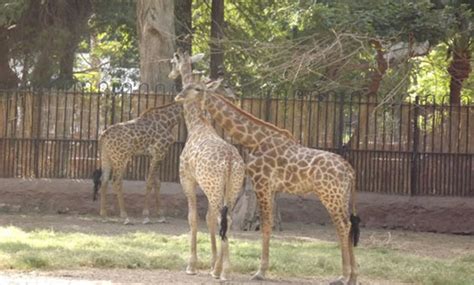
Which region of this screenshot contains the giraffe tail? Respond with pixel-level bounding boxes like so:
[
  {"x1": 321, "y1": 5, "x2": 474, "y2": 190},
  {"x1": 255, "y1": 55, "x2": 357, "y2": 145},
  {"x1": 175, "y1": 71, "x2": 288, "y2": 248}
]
[
  {"x1": 92, "y1": 168, "x2": 102, "y2": 201},
  {"x1": 349, "y1": 177, "x2": 361, "y2": 247},
  {"x1": 219, "y1": 154, "x2": 233, "y2": 241},
  {"x1": 219, "y1": 205, "x2": 229, "y2": 241}
]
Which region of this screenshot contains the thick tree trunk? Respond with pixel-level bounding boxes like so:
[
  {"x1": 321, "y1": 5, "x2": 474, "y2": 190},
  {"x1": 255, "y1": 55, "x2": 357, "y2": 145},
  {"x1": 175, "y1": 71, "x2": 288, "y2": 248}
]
[
  {"x1": 349, "y1": 40, "x2": 387, "y2": 149},
  {"x1": 232, "y1": 177, "x2": 282, "y2": 232},
  {"x1": 137, "y1": 0, "x2": 175, "y2": 91},
  {"x1": 174, "y1": 0, "x2": 192, "y2": 53},
  {"x1": 210, "y1": 0, "x2": 224, "y2": 79},
  {"x1": 448, "y1": 44, "x2": 471, "y2": 106},
  {"x1": 174, "y1": 0, "x2": 192, "y2": 91},
  {"x1": 0, "y1": 28, "x2": 19, "y2": 89},
  {"x1": 446, "y1": 38, "x2": 471, "y2": 152}
]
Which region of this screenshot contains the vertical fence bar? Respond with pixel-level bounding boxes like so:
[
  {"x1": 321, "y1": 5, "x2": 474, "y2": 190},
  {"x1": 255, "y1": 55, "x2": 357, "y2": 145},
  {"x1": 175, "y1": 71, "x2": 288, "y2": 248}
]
[{"x1": 410, "y1": 96, "x2": 420, "y2": 196}]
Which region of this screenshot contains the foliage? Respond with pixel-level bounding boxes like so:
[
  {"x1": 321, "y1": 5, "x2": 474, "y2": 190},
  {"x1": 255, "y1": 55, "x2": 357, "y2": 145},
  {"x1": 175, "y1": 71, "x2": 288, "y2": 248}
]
[
  {"x1": 0, "y1": 0, "x2": 27, "y2": 26},
  {"x1": 410, "y1": 44, "x2": 474, "y2": 103},
  {"x1": 0, "y1": 0, "x2": 472, "y2": 102}
]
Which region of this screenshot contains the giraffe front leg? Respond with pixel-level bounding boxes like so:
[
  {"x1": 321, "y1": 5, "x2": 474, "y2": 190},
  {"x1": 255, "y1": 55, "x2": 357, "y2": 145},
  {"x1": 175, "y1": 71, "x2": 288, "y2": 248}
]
[
  {"x1": 181, "y1": 176, "x2": 198, "y2": 275},
  {"x1": 251, "y1": 188, "x2": 273, "y2": 281},
  {"x1": 143, "y1": 160, "x2": 162, "y2": 224},
  {"x1": 153, "y1": 163, "x2": 166, "y2": 223}
]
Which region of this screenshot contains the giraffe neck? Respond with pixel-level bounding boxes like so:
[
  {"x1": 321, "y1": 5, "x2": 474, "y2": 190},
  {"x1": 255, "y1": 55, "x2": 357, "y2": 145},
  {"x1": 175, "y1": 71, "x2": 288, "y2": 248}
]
[
  {"x1": 183, "y1": 101, "x2": 211, "y2": 134},
  {"x1": 142, "y1": 103, "x2": 183, "y2": 129},
  {"x1": 203, "y1": 93, "x2": 296, "y2": 149},
  {"x1": 180, "y1": 58, "x2": 194, "y2": 85}
]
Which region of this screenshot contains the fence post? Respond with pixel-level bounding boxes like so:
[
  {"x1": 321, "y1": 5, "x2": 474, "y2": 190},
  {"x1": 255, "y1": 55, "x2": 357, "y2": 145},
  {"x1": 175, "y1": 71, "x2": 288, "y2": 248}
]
[
  {"x1": 410, "y1": 96, "x2": 420, "y2": 196},
  {"x1": 337, "y1": 94, "x2": 345, "y2": 155}
]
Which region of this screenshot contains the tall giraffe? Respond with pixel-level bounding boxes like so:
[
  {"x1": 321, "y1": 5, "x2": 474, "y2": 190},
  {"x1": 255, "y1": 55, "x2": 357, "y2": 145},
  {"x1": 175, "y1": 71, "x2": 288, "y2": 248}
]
[
  {"x1": 94, "y1": 102, "x2": 182, "y2": 225},
  {"x1": 169, "y1": 51, "x2": 245, "y2": 280},
  {"x1": 175, "y1": 80, "x2": 360, "y2": 285}
]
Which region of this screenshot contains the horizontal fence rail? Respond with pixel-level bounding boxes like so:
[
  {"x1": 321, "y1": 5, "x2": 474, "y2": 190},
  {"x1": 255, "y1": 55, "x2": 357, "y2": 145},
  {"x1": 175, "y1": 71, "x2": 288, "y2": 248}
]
[{"x1": 0, "y1": 86, "x2": 473, "y2": 196}]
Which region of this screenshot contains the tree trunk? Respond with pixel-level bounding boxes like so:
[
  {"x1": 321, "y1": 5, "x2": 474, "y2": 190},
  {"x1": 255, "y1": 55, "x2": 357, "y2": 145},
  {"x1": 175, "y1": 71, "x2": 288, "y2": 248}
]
[
  {"x1": 232, "y1": 177, "x2": 283, "y2": 232},
  {"x1": 210, "y1": 0, "x2": 224, "y2": 79},
  {"x1": 348, "y1": 40, "x2": 387, "y2": 149},
  {"x1": 446, "y1": 4, "x2": 472, "y2": 152},
  {"x1": 31, "y1": 44, "x2": 54, "y2": 88},
  {"x1": 137, "y1": 0, "x2": 175, "y2": 91},
  {"x1": 174, "y1": 0, "x2": 192, "y2": 91},
  {"x1": 448, "y1": 43, "x2": 471, "y2": 106},
  {"x1": 174, "y1": 0, "x2": 192, "y2": 53},
  {"x1": 0, "y1": 27, "x2": 19, "y2": 89}
]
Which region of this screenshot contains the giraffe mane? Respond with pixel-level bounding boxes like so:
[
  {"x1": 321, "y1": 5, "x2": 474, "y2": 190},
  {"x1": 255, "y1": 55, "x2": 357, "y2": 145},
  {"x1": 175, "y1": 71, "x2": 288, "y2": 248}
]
[
  {"x1": 208, "y1": 93, "x2": 297, "y2": 142},
  {"x1": 140, "y1": 102, "x2": 178, "y2": 117}
]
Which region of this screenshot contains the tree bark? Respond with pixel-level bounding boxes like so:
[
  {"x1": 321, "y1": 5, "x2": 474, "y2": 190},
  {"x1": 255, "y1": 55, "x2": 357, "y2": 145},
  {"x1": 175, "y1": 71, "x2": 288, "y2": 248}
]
[
  {"x1": 210, "y1": 0, "x2": 224, "y2": 79},
  {"x1": 232, "y1": 177, "x2": 282, "y2": 232},
  {"x1": 348, "y1": 39, "x2": 387, "y2": 149},
  {"x1": 0, "y1": 27, "x2": 19, "y2": 89},
  {"x1": 137, "y1": 0, "x2": 175, "y2": 91},
  {"x1": 174, "y1": 0, "x2": 192, "y2": 91},
  {"x1": 174, "y1": 0, "x2": 192, "y2": 53}
]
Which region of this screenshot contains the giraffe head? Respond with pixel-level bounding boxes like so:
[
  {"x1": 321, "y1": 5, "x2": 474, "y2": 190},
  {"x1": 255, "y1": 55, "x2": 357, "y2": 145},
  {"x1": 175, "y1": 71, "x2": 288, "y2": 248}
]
[
  {"x1": 174, "y1": 79, "x2": 223, "y2": 103},
  {"x1": 168, "y1": 48, "x2": 205, "y2": 80}
]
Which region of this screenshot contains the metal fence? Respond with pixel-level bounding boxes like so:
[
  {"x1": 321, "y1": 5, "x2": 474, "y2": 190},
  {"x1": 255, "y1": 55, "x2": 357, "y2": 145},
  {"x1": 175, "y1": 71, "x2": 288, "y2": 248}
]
[{"x1": 0, "y1": 86, "x2": 473, "y2": 196}]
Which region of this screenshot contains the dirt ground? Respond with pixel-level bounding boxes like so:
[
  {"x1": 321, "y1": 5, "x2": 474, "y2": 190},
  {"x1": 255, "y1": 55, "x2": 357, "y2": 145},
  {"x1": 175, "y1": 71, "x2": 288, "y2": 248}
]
[
  {"x1": 0, "y1": 178, "x2": 473, "y2": 234},
  {"x1": 0, "y1": 178, "x2": 473, "y2": 284}
]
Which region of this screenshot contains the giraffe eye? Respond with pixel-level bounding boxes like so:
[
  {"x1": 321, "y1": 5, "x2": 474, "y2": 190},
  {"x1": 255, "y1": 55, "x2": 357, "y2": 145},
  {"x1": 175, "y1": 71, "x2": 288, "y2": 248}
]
[{"x1": 194, "y1": 88, "x2": 202, "y2": 92}]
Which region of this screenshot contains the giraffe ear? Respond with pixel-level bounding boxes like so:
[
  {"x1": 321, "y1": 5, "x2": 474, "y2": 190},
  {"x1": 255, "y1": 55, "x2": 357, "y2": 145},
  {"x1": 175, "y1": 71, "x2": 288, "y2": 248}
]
[
  {"x1": 206, "y1": 79, "x2": 223, "y2": 91},
  {"x1": 190, "y1": 53, "x2": 205, "y2": 63}
]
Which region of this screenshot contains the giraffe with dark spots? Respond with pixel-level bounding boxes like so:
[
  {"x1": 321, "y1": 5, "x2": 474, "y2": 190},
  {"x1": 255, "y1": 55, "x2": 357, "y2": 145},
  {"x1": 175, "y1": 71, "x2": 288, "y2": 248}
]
[
  {"x1": 169, "y1": 50, "x2": 245, "y2": 281},
  {"x1": 174, "y1": 80, "x2": 361, "y2": 285},
  {"x1": 96, "y1": 102, "x2": 183, "y2": 224}
]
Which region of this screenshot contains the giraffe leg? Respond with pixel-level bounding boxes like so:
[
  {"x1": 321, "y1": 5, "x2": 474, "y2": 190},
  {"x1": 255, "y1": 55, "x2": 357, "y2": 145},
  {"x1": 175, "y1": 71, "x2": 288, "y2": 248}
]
[
  {"x1": 112, "y1": 166, "x2": 129, "y2": 225},
  {"x1": 153, "y1": 163, "x2": 166, "y2": 223},
  {"x1": 321, "y1": 200, "x2": 353, "y2": 285},
  {"x1": 348, "y1": 234, "x2": 358, "y2": 285},
  {"x1": 251, "y1": 188, "x2": 273, "y2": 281},
  {"x1": 99, "y1": 165, "x2": 111, "y2": 218},
  {"x1": 219, "y1": 211, "x2": 232, "y2": 281},
  {"x1": 181, "y1": 176, "x2": 198, "y2": 275},
  {"x1": 207, "y1": 206, "x2": 218, "y2": 276},
  {"x1": 143, "y1": 160, "x2": 161, "y2": 224}
]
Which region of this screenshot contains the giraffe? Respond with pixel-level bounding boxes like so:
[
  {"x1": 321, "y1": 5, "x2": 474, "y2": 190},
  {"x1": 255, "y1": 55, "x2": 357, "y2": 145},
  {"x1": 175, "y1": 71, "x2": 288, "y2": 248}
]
[
  {"x1": 169, "y1": 51, "x2": 245, "y2": 280},
  {"x1": 94, "y1": 102, "x2": 183, "y2": 225},
  {"x1": 175, "y1": 80, "x2": 361, "y2": 285}
]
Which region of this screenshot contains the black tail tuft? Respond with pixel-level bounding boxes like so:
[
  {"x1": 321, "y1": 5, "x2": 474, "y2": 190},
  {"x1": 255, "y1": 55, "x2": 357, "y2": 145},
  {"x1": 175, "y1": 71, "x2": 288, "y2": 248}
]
[
  {"x1": 350, "y1": 214, "x2": 361, "y2": 247},
  {"x1": 219, "y1": 206, "x2": 229, "y2": 241},
  {"x1": 92, "y1": 168, "x2": 102, "y2": 201}
]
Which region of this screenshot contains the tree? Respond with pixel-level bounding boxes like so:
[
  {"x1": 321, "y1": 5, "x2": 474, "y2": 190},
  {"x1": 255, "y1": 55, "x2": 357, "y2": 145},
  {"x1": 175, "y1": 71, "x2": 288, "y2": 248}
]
[
  {"x1": 210, "y1": 0, "x2": 224, "y2": 79},
  {"x1": 137, "y1": 0, "x2": 175, "y2": 90}
]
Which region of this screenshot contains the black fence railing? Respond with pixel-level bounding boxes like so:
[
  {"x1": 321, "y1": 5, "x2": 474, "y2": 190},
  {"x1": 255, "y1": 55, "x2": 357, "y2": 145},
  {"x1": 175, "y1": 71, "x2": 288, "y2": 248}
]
[{"x1": 0, "y1": 86, "x2": 472, "y2": 196}]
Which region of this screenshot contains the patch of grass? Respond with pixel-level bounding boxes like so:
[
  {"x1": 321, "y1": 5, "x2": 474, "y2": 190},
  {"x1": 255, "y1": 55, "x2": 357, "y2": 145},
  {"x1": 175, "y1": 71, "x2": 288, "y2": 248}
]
[{"x1": 0, "y1": 226, "x2": 473, "y2": 285}]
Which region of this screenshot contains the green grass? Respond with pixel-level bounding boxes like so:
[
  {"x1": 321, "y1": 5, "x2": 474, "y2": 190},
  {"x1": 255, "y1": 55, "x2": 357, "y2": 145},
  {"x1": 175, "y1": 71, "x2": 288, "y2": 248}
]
[{"x1": 0, "y1": 226, "x2": 473, "y2": 285}]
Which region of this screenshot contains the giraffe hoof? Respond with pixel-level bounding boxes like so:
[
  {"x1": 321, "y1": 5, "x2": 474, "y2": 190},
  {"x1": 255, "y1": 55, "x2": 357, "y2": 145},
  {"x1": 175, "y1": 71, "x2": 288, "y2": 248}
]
[
  {"x1": 186, "y1": 266, "x2": 197, "y2": 275},
  {"x1": 142, "y1": 217, "x2": 151, "y2": 224},
  {"x1": 210, "y1": 271, "x2": 220, "y2": 279},
  {"x1": 123, "y1": 218, "x2": 132, "y2": 225},
  {"x1": 156, "y1": 217, "x2": 167, "y2": 223},
  {"x1": 251, "y1": 271, "x2": 265, "y2": 281},
  {"x1": 329, "y1": 276, "x2": 347, "y2": 285},
  {"x1": 220, "y1": 274, "x2": 229, "y2": 281}
]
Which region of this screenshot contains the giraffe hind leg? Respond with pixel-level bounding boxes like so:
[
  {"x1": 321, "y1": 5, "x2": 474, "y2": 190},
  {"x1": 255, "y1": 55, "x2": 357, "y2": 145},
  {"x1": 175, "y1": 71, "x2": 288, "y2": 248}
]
[{"x1": 320, "y1": 198, "x2": 355, "y2": 284}]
